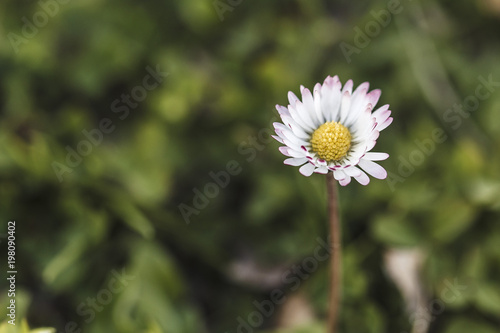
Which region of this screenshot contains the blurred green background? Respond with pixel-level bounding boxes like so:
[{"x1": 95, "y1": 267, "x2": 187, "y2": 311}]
[{"x1": 1, "y1": 0, "x2": 500, "y2": 332}]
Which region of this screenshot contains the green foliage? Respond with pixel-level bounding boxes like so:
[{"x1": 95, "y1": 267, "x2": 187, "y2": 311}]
[{"x1": 1, "y1": 0, "x2": 500, "y2": 332}]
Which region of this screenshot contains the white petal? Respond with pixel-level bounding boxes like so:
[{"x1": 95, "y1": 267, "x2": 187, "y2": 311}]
[
  {"x1": 299, "y1": 163, "x2": 315, "y2": 177},
  {"x1": 279, "y1": 147, "x2": 305, "y2": 158},
  {"x1": 314, "y1": 166, "x2": 329, "y2": 174},
  {"x1": 366, "y1": 89, "x2": 381, "y2": 106},
  {"x1": 273, "y1": 122, "x2": 288, "y2": 132},
  {"x1": 288, "y1": 122, "x2": 311, "y2": 140},
  {"x1": 358, "y1": 159, "x2": 387, "y2": 179},
  {"x1": 376, "y1": 117, "x2": 393, "y2": 131},
  {"x1": 272, "y1": 135, "x2": 284, "y2": 144},
  {"x1": 353, "y1": 170, "x2": 370, "y2": 185},
  {"x1": 277, "y1": 106, "x2": 306, "y2": 134},
  {"x1": 316, "y1": 158, "x2": 328, "y2": 166},
  {"x1": 276, "y1": 104, "x2": 291, "y2": 117},
  {"x1": 284, "y1": 157, "x2": 308, "y2": 166},
  {"x1": 321, "y1": 79, "x2": 342, "y2": 122},
  {"x1": 352, "y1": 82, "x2": 370, "y2": 98},
  {"x1": 313, "y1": 83, "x2": 325, "y2": 124},
  {"x1": 282, "y1": 138, "x2": 304, "y2": 152},
  {"x1": 363, "y1": 152, "x2": 389, "y2": 161},
  {"x1": 349, "y1": 111, "x2": 375, "y2": 137},
  {"x1": 295, "y1": 101, "x2": 316, "y2": 130},
  {"x1": 344, "y1": 166, "x2": 362, "y2": 177},
  {"x1": 345, "y1": 86, "x2": 369, "y2": 125},
  {"x1": 279, "y1": 114, "x2": 295, "y2": 131},
  {"x1": 276, "y1": 126, "x2": 309, "y2": 146},
  {"x1": 288, "y1": 102, "x2": 311, "y2": 131},
  {"x1": 288, "y1": 91, "x2": 299, "y2": 106},
  {"x1": 339, "y1": 175, "x2": 352, "y2": 186},
  {"x1": 278, "y1": 146, "x2": 293, "y2": 157},
  {"x1": 280, "y1": 115, "x2": 310, "y2": 139},
  {"x1": 370, "y1": 130, "x2": 380, "y2": 141},
  {"x1": 372, "y1": 104, "x2": 390, "y2": 122},
  {"x1": 333, "y1": 169, "x2": 347, "y2": 181},
  {"x1": 342, "y1": 79, "x2": 353, "y2": 94},
  {"x1": 339, "y1": 91, "x2": 352, "y2": 124},
  {"x1": 366, "y1": 140, "x2": 377, "y2": 151},
  {"x1": 301, "y1": 88, "x2": 320, "y2": 127}
]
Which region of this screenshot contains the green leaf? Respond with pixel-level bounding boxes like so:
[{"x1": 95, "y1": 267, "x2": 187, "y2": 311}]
[
  {"x1": 475, "y1": 283, "x2": 500, "y2": 315},
  {"x1": 443, "y1": 318, "x2": 498, "y2": 333},
  {"x1": 372, "y1": 214, "x2": 422, "y2": 246}
]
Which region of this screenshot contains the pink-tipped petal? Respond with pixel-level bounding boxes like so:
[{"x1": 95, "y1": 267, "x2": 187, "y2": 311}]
[
  {"x1": 363, "y1": 152, "x2": 389, "y2": 161},
  {"x1": 284, "y1": 157, "x2": 308, "y2": 166},
  {"x1": 370, "y1": 130, "x2": 380, "y2": 141},
  {"x1": 301, "y1": 87, "x2": 319, "y2": 126},
  {"x1": 342, "y1": 79, "x2": 353, "y2": 94},
  {"x1": 353, "y1": 82, "x2": 370, "y2": 97},
  {"x1": 366, "y1": 89, "x2": 381, "y2": 106},
  {"x1": 333, "y1": 169, "x2": 347, "y2": 181},
  {"x1": 339, "y1": 90, "x2": 352, "y2": 123},
  {"x1": 354, "y1": 170, "x2": 370, "y2": 185},
  {"x1": 366, "y1": 140, "x2": 377, "y2": 151},
  {"x1": 275, "y1": 76, "x2": 391, "y2": 184},
  {"x1": 372, "y1": 104, "x2": 390, "y2": 117},
  {"x1": 377, "y1": 117, "x2": 393, "y2": 131},
  {"x1": 272, "y1": 135, "x2": 284, "y2": 144},
  {"x1": 344, "y1": 166, "x2": 362, "y2": 178},
  {"x1": 358, "y1": 159, "x2": 387, "y2": 179},
  {"x1": 321, "y1": 80, "x2": 342, "y2": 122},
  {"x1": 299, "y1": 163, "x2": 315, "y2": 177},
  {"x1": 372, "y1": 105, "x2": 391, "y2": 127},
  {"x1": 313, "y1": 83, "x2": 325, "y2": 124},
  {"x1": 278, "y1": 146, "x2": 292, "y2": 157},
  {"x1": 276, "y1": 104, "x2": 290, "y2": 117},
  {"x1": 273, "y1": 122, "x2": 288, "y2": 131},
  {"x1": 294, "y1": 101, "x2": 316, "y2": 130},
  {"x1": 288, "y1": 91, "x2": 299, "y2": 106},
  {"x1": 314, "y1": 166, "x2": 329, "y2": 174},
  {"x1": 339, "y1": 175, "x2": 352, "y2": 186},
  {"x1": 279, "y1": 147, "x2": 305, "y2": 158},
  {"x1": 286, "y1": 120, "x2": 310, "y2": 139}
]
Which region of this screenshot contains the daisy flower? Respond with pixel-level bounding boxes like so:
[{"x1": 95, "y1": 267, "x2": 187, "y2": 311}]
[{"x1": 273, "y1": 75, "x2": 392, "y2": 186}]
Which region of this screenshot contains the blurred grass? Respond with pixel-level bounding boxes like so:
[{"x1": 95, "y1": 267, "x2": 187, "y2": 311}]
[{"x1": 1, "y1": 0, "x2": 500, "y2": 332}]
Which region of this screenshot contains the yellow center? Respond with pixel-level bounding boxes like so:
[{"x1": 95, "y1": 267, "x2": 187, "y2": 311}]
[{"x1": 310, "y1": 121, "x2": 352, "y2": 161}]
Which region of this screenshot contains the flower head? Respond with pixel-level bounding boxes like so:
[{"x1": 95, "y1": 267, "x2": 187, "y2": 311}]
[{"x1": 273, "y1": 75, "x2": 392, "y2": 186}]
